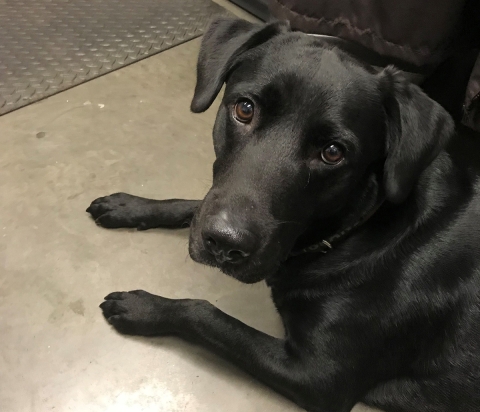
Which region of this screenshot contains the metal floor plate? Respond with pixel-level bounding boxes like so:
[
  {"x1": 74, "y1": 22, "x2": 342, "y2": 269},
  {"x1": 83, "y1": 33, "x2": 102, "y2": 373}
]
[{"x1": 0, "y1": 0, "x2": 229, "y2": 115}]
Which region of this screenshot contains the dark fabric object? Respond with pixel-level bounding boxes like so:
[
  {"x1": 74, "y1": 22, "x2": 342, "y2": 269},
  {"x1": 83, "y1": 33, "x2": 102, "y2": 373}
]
[
  {"x1": 229, "y1": 0, "x2": 271, "y2": 21},
  {"x1": 267, "y1": 0, "x2": 480, "y2": 132},
  {"x1": 463, "y1": 56, "x2": 480, "y2": 130},
  {"x1": 267, "y1": 0, "x2": 464, "y2": 67},
  {"x1": 422, "y1": 50, "x2": 480, "y2": 123}
]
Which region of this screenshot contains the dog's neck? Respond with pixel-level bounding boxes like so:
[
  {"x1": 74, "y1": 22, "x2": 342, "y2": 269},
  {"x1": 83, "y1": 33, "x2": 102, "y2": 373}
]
[
  {"x1": 289, "y1": 172, "x2": 385, "y2": 258},
  {"x1": 288, "y1": 153, "x2": 467, "y2": 262}
]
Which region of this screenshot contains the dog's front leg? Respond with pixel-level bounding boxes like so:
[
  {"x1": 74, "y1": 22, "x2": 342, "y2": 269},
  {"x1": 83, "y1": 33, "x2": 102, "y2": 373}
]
[
  {"x1": 100, "y1": 290, "x2": 336, "y2": 412},
  {"x1": 87, "y1": 194, "x2": 200, "y2": 230}
]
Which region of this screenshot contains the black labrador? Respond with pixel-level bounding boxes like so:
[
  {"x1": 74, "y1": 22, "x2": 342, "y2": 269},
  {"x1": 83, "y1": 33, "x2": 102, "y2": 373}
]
[{"x1": 88, "y1": 18, "x2": 480, "y2": 412}]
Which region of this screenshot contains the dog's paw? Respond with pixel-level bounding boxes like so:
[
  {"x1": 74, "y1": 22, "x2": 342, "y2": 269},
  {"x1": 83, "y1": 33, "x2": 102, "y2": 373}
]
[
  {"x1": 99, "y1": 290, "x2": 176, "y2": 336},
  {"x1": 86, "y1": 193, "x2": 156, "y2": 229}
]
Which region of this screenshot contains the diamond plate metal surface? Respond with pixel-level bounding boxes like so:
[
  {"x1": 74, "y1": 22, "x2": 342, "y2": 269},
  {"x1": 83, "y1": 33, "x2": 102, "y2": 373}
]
[{"x1": 0, "y1": 0, "x2": 230, "y2": 115}]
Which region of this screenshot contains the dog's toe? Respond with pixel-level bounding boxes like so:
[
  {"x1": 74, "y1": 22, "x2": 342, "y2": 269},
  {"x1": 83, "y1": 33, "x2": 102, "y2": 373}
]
[
  {"x1": 86, "y1": 203, "x2": 98, "y2": 215},
  {"x1": 99, "y1": 299, "x2": 128, "y2": 318},
  {"x1": 106, "y1": 314, "x2": 122, "y2": 325},
  {"x1": 87, "y1": 198, "x2": 112, "y2": 218},
  {"x1": 87, "y1": 194, "x2": 128, "y2": 217},
  {"x1": 90, "y1": 196, "x2": 108, "y2": 205},
  {"x1": 104, "y1": 291, "x2": 128, "y2": 300},
  {"x1": 106, "y1": 314, "x2": 139, "y2": 335},
  {"x1": 95, "y1": 213, "x2": 119, "y2": 228},
  {"x1": 128, "y1": 289, "x2": 150, "y2": 296}
]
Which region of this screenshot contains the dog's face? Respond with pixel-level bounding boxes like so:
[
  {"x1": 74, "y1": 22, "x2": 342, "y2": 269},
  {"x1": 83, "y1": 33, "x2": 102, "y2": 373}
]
[{"x1": 188, "y1": 18, "x2": 454, "y2": 283}]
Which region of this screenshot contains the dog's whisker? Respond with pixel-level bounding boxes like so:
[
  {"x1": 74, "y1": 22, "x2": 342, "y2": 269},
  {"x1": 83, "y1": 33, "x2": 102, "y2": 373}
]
[{"x1": 304, "y1": 170, "x2": 311, "y2": 189}]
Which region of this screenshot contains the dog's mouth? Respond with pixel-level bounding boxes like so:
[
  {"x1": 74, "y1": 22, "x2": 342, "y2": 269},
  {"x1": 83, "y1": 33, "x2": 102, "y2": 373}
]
[
  {"x1": 189, "y1": 238, "x2": 284, "y2": 283},
  {"x1": 188, "y1": 218, "x2": 287, "y2": 283},
  {"x1": 190, "y1": 250, "x2": 271, "y2": 283}
]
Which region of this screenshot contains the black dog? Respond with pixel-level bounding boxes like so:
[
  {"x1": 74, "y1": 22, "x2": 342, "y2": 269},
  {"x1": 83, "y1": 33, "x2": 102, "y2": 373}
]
[{"x1": 88, "y1": 18, "x2": 480, "y2": 412}]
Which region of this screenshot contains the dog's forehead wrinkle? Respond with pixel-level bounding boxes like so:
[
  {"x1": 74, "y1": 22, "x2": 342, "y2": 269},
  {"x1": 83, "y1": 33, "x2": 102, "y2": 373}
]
[{"x1": 251, "y1": 72, "x2": 370, "y2": 121}]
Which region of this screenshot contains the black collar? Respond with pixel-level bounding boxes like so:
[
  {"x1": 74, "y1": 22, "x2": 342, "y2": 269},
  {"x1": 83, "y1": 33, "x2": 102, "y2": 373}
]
[{"x1": 289, "y1": 175, "x2": 385, "y2": 258}]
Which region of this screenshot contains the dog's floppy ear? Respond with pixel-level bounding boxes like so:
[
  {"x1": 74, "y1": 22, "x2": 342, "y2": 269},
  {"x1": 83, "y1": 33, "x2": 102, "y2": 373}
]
[
  {"x1": 190, "y1": 17, "x2": 289, "y2": 113},
  {"x1": 379, "y1": 66, "x2": 455, "y2": 204}
]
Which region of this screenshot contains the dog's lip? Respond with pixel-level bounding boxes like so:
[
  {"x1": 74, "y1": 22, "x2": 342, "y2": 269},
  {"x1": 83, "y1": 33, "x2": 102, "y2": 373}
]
[
  {"x1": 218, "y1": 263, "x2": 268, "y2": 283},
  {"x1": 209, "y1": 249, "x2": 246, "y2": 265},
  {"x1": 190, "y1": 246, "x2": 271, "y2": 282},
  {"x1": 195, "y1": 251, "x2": 244, "y2": 270}
]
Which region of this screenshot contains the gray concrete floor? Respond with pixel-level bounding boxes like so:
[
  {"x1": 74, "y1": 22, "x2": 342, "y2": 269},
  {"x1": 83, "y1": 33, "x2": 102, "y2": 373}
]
[{"x1": 0, "y1": 4, "x2": 381, "y2": 412}]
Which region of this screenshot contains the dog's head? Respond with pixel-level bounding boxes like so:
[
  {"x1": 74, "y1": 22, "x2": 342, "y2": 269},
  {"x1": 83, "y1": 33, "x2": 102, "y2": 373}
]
[{"x1": 188, "y1": 18, "x2": 454, "y2": 283}]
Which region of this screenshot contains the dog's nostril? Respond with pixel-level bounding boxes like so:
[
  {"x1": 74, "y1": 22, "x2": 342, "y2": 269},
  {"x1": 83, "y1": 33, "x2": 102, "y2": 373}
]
[
  {"x1": 205, "y1": 236, "x2": 217, "y2": 248},
  {"x1": 228, "y1": 249, "x2": 249, "y2": 259}
]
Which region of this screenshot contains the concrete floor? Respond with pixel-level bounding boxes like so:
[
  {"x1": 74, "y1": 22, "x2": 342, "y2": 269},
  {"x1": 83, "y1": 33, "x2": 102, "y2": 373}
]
[{"x1": 0, "y1": 4, "x2": 381, "y2": 412}]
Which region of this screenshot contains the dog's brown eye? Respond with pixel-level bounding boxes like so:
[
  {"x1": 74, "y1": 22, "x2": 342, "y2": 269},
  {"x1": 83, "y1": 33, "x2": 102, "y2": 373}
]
[
  {"x1": 321, "y1": 143, "x2": 344, "y2": 165},
  {"x1": 234, "y1": 99, "x2": 254, "y2": 123}
]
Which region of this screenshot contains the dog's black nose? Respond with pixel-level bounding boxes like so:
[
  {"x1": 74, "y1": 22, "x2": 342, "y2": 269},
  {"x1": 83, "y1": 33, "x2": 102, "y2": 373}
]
[{"x1": 202, "y1": 216, "x2": 256, "y2": 264}]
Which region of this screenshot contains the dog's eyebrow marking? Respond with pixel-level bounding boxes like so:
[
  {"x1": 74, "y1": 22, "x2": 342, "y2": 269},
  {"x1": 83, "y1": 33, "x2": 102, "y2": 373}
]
[
  {"x1": 228, "y1": 81, "x2": 260, "y2": 98},
  {"x1": 305, "y1": 121, "x2": 339, "y2": 145},
  {"x1": 260, "y1": 83, "x2": 284, "y2": 106},
  {"x1": 231, "y1": 74, "x2": 298, "y2": 104}
]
